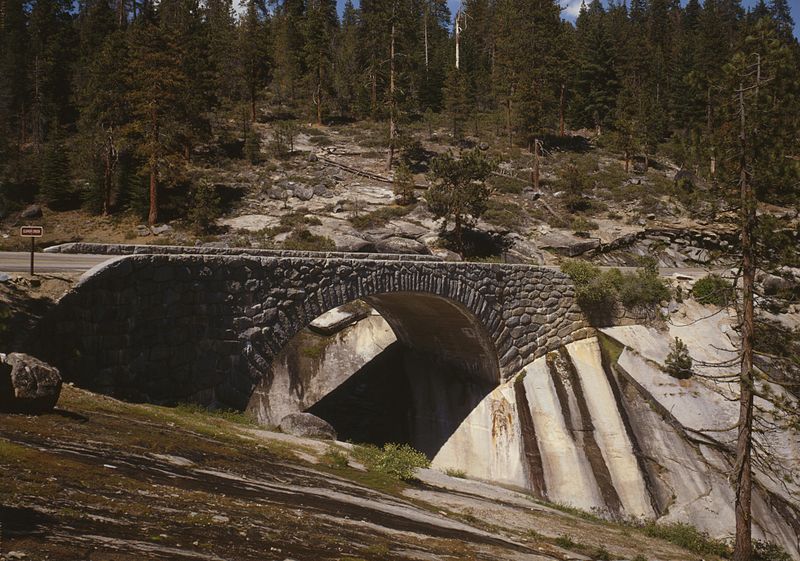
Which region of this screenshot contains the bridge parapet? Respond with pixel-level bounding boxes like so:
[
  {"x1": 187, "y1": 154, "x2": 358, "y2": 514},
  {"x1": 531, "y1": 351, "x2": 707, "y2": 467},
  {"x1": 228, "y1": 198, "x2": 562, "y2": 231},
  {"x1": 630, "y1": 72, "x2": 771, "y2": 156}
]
[{"x1": 44, "y1": 242, "x2": 444, "y2": 262}]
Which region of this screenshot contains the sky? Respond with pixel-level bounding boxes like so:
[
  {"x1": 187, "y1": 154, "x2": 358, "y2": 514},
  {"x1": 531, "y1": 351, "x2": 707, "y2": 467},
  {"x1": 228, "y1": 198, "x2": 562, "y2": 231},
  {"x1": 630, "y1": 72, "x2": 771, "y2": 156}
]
[{"x1": 336, "y1": 0, "x2": 800, "y2": 36}]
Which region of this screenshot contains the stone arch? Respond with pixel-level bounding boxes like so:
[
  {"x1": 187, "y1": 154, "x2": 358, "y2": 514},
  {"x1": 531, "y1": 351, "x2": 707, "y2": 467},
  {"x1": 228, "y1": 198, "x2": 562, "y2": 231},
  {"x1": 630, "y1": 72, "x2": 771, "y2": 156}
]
[{"x1": 32, "y1": 253, "x2": 587, "y2": 411}]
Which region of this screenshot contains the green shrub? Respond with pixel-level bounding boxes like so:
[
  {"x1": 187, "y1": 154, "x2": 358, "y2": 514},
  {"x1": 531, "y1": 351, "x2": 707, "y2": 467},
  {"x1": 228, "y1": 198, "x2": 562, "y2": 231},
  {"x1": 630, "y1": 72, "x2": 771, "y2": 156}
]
[
  {"x1": 483, "y1": 199, "x2": 527, "y2": 230},
  {"x1": 444, "y1": 468, "x2": 467, "y2": 478},
  {"x1": 561, "y1": 259, "x2": 670, "y2": 324},
  {"x1": 392, "y1": 162, "x2": 416, "y2": 205},
  {"x1": 615, "y1": 259, "x2": 671, "y2": 311},
  {"x1": 570, "y1": 216, "x2": 599, "y2": 231},
  {"x1": 283, "y1": 228, "x2": 335, "y2": 251},
  {"x1": 188, "y1": 182, "x2": 221, "y2": 234},
  {"x1": 692, "y1": 274, "x2": 733, "y2": 306},
  {"x1": 352, "y1": 443, "x2": 430, "y2": 481},
  {"x1": 554, "y1": 535, "x2": 578, "y2": 549},
  {"x1": 321, "y1": 448, "x2": 350, "y2": 469},
  {"x1": 244, "y1": 129, "x2": 262, "y2": 164},
  {"x1": 349, "y1": 204, "x2": 416, "y2": 230},
  {"x1": 640, "y1": 522, "x2": 729, "y2": 557},
  {"x1": 753, "y1": 540, "x2": 792, "y2": 561},
  {"x1": 664, "y1": 337, "x2": 693, "y2": 379}
]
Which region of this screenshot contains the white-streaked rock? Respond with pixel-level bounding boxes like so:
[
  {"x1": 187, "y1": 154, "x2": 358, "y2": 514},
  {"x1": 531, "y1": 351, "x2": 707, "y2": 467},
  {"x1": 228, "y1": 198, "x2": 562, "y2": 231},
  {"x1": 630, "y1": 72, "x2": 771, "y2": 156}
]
[
  {"x1": 522, "y1": 359, "x2": 604, "y2": 511},
  {"x1": 566, "y1": 338, "x2": 655, "y2": 519}
]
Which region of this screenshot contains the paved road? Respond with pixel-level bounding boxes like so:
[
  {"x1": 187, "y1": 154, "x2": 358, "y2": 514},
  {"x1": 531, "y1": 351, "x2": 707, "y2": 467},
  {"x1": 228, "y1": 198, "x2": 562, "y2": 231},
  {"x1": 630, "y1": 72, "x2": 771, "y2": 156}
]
[
  {"x1": 0, "y1": 252, "x2": 112, "y2": 273},
  {"x1": 0, "y1": 250, "x2": 721, "y2": 277}
]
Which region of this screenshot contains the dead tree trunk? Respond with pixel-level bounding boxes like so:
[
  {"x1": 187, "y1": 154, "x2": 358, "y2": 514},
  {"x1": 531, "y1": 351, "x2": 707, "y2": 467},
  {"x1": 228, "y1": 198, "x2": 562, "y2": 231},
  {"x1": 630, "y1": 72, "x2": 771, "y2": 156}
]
[
  {"x1": 532, "y1": 139, "x2": 540, "y2": 190},
  {"x1": 386, "y1": 13, "x2": 397, "y2": 170},
  {"x1": 733, "y1": 79, "x2": 755, "y2": 561}
]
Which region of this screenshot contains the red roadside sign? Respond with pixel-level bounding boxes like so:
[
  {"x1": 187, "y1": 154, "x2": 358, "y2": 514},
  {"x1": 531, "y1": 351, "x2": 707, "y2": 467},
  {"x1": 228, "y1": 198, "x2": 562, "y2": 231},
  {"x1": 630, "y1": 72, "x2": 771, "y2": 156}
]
[{"x1": 21, "y1": 226, "x2": 43, "y2": 237}]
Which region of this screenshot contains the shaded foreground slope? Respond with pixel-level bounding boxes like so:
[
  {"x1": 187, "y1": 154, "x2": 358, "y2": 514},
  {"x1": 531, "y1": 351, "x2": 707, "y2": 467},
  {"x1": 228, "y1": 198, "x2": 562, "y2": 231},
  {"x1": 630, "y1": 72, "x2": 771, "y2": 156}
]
[{"x1": 0, "y1": 385, "x2": 726, "y2": 561}]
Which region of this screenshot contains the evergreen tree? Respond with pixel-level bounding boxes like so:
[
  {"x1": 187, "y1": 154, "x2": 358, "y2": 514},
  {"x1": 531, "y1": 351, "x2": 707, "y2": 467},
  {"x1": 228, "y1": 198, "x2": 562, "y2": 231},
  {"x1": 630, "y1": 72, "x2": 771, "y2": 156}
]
[
  {"x1": 40, "y1": 130, "x2": 73, "y2": 208},
  {"x1": 769, "y1": 0, "x2": 795, "y2": 42},
  {"x1": 124, "y1": 15, "x2": 189, "y2": 225},
  {"x1": 28, "y1": 0, "x2": 78, "y2": 148},
  {"x1": 77, "y1": 30, "x2": 129, "y2": 214},
  {"x1": 303, "y1": 0, "x2": 337, "y2": 124},
  {"x1": 333, "y1": 0, "x2": 360, "y2": 116},
  {"x1": 205, "y1": 0, "x2": 238, "y2": 106},
  {"x1": 238, "y1": 0, "x2": 271, "y2": 122},
  {"x1": 573, "y1": 0, "x2": 618, "y2": 133},
  {"x1": 0, "y1": 0, "x2": 29, "y2": 183},
  {"x1": 443, "y1": 66, "x2": 469, "y2": 140},
  {"x1": 272, "y1": 0, "x2": 306, "y2": 104}
]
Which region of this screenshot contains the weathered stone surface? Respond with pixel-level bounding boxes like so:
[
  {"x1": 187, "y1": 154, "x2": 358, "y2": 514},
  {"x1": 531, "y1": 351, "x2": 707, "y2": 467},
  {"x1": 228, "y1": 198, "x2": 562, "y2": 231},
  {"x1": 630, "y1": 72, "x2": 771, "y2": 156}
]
[
  {"x1": 538, "y1": 232, "x2": 600, "y2": 257},
  {"x1": 374, "y1": 237, "x2": 429, "y2": 255},
  {"x1": 293, "y1": 186, "x2": 314, "y2": 201},
  {"x1": 0, "y1": 353, "x2": 62, "y2": 413},
  {"x1": 20, "y1": 204, "x2": 43, "y2": 219},
  {"x1": 279, "y1": 412, "x2": 336, "y2": 440}
]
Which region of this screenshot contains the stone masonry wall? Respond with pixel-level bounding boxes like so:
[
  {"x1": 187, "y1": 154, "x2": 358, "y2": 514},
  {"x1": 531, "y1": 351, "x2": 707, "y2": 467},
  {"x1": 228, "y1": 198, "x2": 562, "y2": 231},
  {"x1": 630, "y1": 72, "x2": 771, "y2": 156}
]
[{"x1": 34, "y1": 254, "x2": 589, "y2": 409}]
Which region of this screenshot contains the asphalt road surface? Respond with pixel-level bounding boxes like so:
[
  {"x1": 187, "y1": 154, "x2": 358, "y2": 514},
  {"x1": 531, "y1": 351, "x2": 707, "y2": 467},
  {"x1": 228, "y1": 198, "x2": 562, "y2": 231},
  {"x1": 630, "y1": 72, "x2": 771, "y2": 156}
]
[
  {"x1": 0, "y1": 250, "x2": 720, "y2": 278},
  {"x1": 0, "y1": 251, "x2": 112, "y2": 273}
]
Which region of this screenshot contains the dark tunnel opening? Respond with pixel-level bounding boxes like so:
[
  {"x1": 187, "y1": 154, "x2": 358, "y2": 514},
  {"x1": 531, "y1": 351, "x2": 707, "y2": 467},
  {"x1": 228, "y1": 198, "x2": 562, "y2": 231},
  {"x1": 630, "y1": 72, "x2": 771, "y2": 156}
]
[{"x1": 306, "y1": 342, "x2": 495, "y2": 458}]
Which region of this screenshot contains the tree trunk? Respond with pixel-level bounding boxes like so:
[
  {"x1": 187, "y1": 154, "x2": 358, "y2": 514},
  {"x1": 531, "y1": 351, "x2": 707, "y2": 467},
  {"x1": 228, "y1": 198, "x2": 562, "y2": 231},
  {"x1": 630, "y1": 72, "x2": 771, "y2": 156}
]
[
  {"x1": 532, "y1": 139, "x2": 540, "y2": 191},
  {"x1": 148, "y1": 159, "x2": 158, "y2": 226},
  {"x1": 423, "y1": 6, "x2": 428, "y2": 72},
  {"x1": 103, "y1": 147, "x2": 112, "y2": 215},
  {"x1": 733, "y1": 80, "x2": 755, "y2": 561},
  {"x1": 506, "y1": 99, "x2": 512, "y2": 148},
  {"x1": 316, "y1": 56, "x2": 323, "y2": 125},
  {"x1": 559, "y1": 83, "x2": 566, "y2": 137},
  {"x1": 148, "y1": 109, "x2": 159, "y2": 227},
  {"x1": 370, "y1": 66, "x2": 377, "y2": 118},
  {"x1": 386, "y1": 14, "x2": 396, "y2": 170}
]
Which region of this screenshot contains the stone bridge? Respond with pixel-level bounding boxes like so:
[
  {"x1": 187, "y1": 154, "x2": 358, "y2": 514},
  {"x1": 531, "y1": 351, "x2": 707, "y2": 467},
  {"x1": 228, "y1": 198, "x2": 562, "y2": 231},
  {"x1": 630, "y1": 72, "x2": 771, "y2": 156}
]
[{"x1": 36, "y1": 244, "x2": 589, "y2": 410}]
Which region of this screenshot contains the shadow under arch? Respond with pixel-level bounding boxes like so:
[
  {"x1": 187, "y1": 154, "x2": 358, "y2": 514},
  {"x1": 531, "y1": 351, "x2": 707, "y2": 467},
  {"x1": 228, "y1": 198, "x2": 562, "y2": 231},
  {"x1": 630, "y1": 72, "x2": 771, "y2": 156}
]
[{"x1": 247, "y1": 292, "x2": 502, "y2": 458}]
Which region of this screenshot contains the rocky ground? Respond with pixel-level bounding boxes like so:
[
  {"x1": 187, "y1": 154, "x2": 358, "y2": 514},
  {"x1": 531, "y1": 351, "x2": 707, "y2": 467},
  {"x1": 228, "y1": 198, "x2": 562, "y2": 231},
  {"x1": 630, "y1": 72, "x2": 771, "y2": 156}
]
[
  {"x1": 1, "y1": 384, "x2": 731, "y2": 561},
  {"x1": 4, "y1": 119, "x2": 796, "y2": 269}
]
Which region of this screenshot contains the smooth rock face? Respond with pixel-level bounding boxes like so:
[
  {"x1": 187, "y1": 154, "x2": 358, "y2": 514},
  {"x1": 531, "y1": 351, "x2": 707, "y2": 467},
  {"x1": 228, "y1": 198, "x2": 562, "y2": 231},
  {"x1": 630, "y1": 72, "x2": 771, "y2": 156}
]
[
  {"x1": 0, "y1": 353, "x2": 62, "y2": 413},
  {"x1": 278, "y1": 412, "x2": 336, "y2": 440},
  {"x1": 20, "y1": 204, "x2": 43, "y2": 219},
  {"x1": 374, "y1": 237, "x2": 430, "y2": 255},
  {"x1": 538, "y1": 231, "x2": 600, "y2": 257},
  {"x1": 434, "y1": 332, "x2": 800, "y2": 558}
]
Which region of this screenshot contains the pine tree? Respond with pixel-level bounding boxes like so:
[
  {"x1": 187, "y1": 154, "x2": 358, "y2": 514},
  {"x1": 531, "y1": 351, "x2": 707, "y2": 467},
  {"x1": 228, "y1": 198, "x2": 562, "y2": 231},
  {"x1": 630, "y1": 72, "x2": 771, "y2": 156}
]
[
  {"x1": 333, "y1": 0, "x2": 360, "y2": 117},
  {"x1": 272, "y1": 0, "x2": 306, "y2": 104},
  {"x1": 124, "y1": 14, "x2": 189, "y2": 225},
  {"x1": 40, "y1": 130, "x2": 73, "y2": 209},
  {"x1": 28, "y1": 0, "x2": 78, "y2": 149},
  {"x1": 443, "y1": 66, "x2": 469, "y2": 140},
  {"x1": 573, "y1": 0, "x2": 618, "y2": 133},
  {"x1": 238, "y1": 0, "x2": 270, "y2": 122},
  {"x1": 303, "y1": 0, "x2": 337, "y2": 124},
  {"x1": 205, "y1": 0, "x2": 238, "y2": 106},
  {"x1": 0, "y1": 0, "x2": 30, "y2": 183},
  {"x1": 77, "y1": 29, "x2": 128, "y2": 214},
  {"x1": 768, "y1": 0, "x2": 795, "y2": 42}
]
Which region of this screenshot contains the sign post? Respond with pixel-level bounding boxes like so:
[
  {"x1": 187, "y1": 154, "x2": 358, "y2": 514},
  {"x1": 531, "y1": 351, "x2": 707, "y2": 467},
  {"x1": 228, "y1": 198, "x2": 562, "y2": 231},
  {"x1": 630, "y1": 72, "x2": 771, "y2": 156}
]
[{"x1": 20, "y1": 226, "x2": 43, "y2": 276}]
